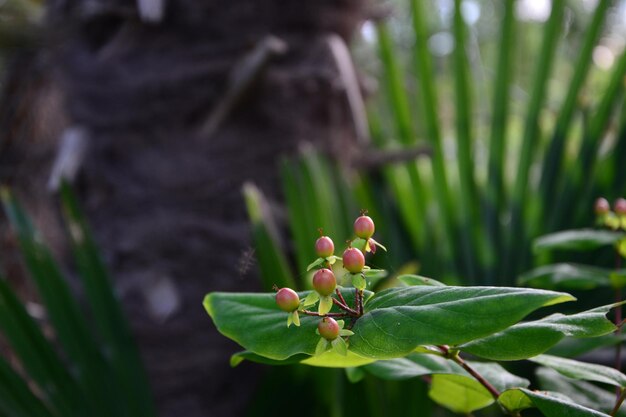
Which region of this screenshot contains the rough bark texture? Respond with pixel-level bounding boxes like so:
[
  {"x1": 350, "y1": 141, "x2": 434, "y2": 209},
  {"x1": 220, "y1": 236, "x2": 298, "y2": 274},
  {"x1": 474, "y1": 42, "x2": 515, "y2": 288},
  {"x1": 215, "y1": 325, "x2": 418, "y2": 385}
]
[{"x1": 1, "y1": 1, "x2": 366, "y2": 416}]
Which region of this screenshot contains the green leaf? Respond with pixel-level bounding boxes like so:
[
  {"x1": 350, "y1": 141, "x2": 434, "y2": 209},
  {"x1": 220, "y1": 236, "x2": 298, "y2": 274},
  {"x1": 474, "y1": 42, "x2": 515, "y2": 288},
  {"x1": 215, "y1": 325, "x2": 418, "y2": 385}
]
[
  {"x1": 537, "y1": 367, "x2": 626, "y2": 416},
  {"x1": 398, "y1": 275, "x2": 446, "y2": 287},
  {"x1": 529, "y1": 354, "x2": 626, "y2": 387},
  {"x1": 307, "y1": 258, "x2": 325, "y2": 272},
  {"x1": 548, "y1": 334, "x2": 626, "y2": 358},
  {"x1": 302, "y1": 291, "x2": 319, "y2": 307},
  {"x1": 364, "y1": 352, "x2": 529, "y2": 391},
  {"x1": 500, "y1": 388, "x2": 610, "y2": 417},
  {"x1": 351, "y1": 274, "x2": 366, "y2": 290},
  {"x1": 349, "y1": 286, "x2": 574, "y2": 359},
  {"x1": 534, "y1": 229, "x2": 625, "y2": 254},
  {"x1": 344, "y1": 367, "x2": 365, "y2": 383},
  {"x1": 318, "y1": 296, "x2": 333, "y2": 315},
  {"x1": 229, "y1": 351, "x2": 309, "y2": 367},
  {"x1": 302, "y1": 350, "x2": 374, "y2": 368},
  {"x1": 428, "y1": 374, "x2": 494, "y2": 414},
  {"x1": 315, "y1": 338, "x2": 329, "y2": 356},
  {"x1": 369, "y1": 238, "x2": 387, "y2": 252},
  {"x1": 332, "y1": 337, "x2": 348, "y2": 356},
  {"x1": 519, "y1": 263, "x2": 616, "y2": 290},
  {"x1": 204, "y1": 288, "x2": 370, "y2": 361},
  {"x1": 460, "y1": 303, "x2": 619, "y2": 360},
  {"x1": 498, "y1": 389, "x2": 534, "y2": 413},
  {"x1": 291, "y1": 310, "x2": 300, "y2": 327}
]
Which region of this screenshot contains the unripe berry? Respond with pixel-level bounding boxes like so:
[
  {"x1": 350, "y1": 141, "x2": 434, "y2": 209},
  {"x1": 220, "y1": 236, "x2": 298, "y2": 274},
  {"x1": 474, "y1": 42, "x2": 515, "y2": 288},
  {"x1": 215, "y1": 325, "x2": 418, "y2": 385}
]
[
  {"x1": 315, "y1": 236, "x2": 334, "y2": 258},
  {"x1": 595, "y1": 197, "x2": 610, "y2": 215},
  {"x1": 313, "y1": 268, "x2": 336, "y2": 296},
  {"x1": 275, "y1": 288, "x2": 300, "y2": 312},
  {"x1": 343, "y1": 247, "x2": 365, "y2": 273},
  {"x1": 354, "y1": 215, "x2": 375, "y2": 239},
  {"x1": 615, "y1": 198, "x2": 626, "y2": 216},
  {"x1": 318, "y1": 317, "x2": 340, "y2": 341}
]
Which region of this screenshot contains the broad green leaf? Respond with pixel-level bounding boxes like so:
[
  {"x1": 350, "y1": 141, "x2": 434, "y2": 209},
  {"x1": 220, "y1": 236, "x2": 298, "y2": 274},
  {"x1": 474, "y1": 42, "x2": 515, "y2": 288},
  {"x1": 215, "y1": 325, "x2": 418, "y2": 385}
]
[
  {"x1": 500, "y1": 388, "x2": 610, "y2": 417},
  {"x1": 498, "y1": 389, "x2": 533, "y2": 413},
  {"x1": 398, "y1": 275, "x2": 446, "y2": 287},
  {"x1": 460, "y1": 303, "x2": 619, "y2": 360},
  {"x1": 204, "y1": 288, "x2": 370, "y2": 362},
  {"x1": 344, "y1": 367, "x2": 365, "y2": 383},
  {"x1": 519, "y1": 263, "x2": 616, "y2": 290},
  {"x1": 364, "y1": 352, "x2": 529, "y2": 391},
  {"x1": 534, "y1": 229, "x2": 625, "y2": 254},
  {"x1": 548, "y1": 334, "x2": 626, "y2": 358},
  {"x1": 537, "y1": 367, "x2": 626, "y2": 416},
  {"x1": 349, "y1": 286, "x2": 574, "y2": 358},
  {"x1": 301, "y1": 350, "x2": 375, "y2": 368},
  {"x1": 229, "y1": 351, "x2": 309, "y2": 367},
  {"x1": 529, "y1": 354, "x2": 626, "y2": 387},
  {"x1": 307, "y1": 258, "x2": 325, "y2": 272},
  {"x1": 428, "y1": 374, "x2": 494, "y2": 414}
]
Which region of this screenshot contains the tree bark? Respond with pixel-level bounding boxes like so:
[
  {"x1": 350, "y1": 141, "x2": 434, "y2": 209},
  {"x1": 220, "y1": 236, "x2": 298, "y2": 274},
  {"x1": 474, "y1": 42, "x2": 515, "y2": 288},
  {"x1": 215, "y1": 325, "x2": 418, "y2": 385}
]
[{"x1": 2, "y1": 1, "x2": 367, "y2": 416}]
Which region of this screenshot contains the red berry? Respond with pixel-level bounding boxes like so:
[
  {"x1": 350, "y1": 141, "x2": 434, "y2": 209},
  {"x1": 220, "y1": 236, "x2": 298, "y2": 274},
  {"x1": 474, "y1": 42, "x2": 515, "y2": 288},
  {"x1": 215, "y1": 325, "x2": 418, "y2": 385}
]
[
  {"x1": 343, "y1": 247, "x2": 365, "y2": 273},
  {"x1": 315, "y1": 236, "x2": 334, "y2": 258},
  {"x1": 313, "y1": 268, "x2": 337, "y2": 296},
  {"x1": 275, "y1": 288, "x2": 300, "y2": 312},
  {"x1": 318, "y1": 317, "x2": 340, "y2": 341},
  {"x1": 615, "y1": 198, "x2": 626, "y2": 215},
  {"x1": 354, "y1": 216, "x2": 375, "y2": 239},
  {"x1": 595, "y1": 197, "x2": 610, "y2": 215}
]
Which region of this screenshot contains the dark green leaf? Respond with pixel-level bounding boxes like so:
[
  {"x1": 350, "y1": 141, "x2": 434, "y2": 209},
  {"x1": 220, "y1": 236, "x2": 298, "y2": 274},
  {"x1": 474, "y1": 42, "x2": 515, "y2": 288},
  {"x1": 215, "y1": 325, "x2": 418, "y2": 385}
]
[
  {"x1": 537, "y1": 367, "x2": 626, "y2": 416},
  {"x1": 204, "y1": 288, "x2": 371, "y2": 364},
  {"x1": 229, "y1": 351, "x2": 309, "y2": 367},
  {"x1": 529, "y1": 354, "x2": 626, "y2": 387},
  {"x1": 398, "y1": 275, "x2": 446, "y2": 287},
  {"x1": 344, "y1": 367, "x2": 365, "y2": 383},
  {"x1": 534, "y1": 229, "x2": 625, "y2": 254},
  {"x1": 519, "y1": 263, "x2": 616, "y2": 290},
  {"x1": 500, "y1": 388, "x2": 610, "y2": 417},
  {"x1": 349, "y1": 286, "x2": 574, "y2": 359},
  {"x1": 460, "y1": 303, "x2": 619, "y2": 360}
]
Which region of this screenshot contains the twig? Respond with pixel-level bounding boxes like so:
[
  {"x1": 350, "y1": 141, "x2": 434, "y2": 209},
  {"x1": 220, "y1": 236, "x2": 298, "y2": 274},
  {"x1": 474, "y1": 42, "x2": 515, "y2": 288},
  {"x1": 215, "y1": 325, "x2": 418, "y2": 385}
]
[
  {"x1": 335, "y1": 288, "x2": 348, "y2": 306},
  {"x1": 437, "y1": 345, "x2": 500, "y2": 399},
  {"x1": 300, "y1": 310, "x2": 351, "y2": 318},
  {"x1": 611, "y1": 389, "x2": 626, "y2": 416},
  {"x1": 331, "y1": 297, "x2": 359, "y2": 316}
]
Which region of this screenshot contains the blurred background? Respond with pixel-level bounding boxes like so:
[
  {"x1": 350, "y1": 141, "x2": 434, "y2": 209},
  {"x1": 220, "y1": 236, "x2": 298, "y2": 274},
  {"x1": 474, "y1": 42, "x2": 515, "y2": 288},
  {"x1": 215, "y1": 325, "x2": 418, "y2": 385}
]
[{"x1": 0, "y1": 0, "x2": 625, "y2": 416}]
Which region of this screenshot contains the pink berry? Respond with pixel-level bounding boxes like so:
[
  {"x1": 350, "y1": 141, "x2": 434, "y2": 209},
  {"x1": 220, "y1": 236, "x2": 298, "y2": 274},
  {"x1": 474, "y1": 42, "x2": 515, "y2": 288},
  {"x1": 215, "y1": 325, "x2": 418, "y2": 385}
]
[
  {"x1": 313, "y1": 268, "x2": 337, "y2": 296},
  {"x1": 595, "y1": 197, "x2": 610, "y2": 215},
  {"x1": 615, "y1": 198, "x2": 626, "y2": 215},
  {"x1": 354, "y1": 215, "x2": 375, "y2": 239},
  {"x1": 343, "y1": 247, "x2": 365, "y2": 274},
  {"x1": 315, "y1": 236, "x2": 334, "y2": 258},
  {"x1": 318, "y1": 317, "x2": 340, "y2": 341},
  {"x1": 275, "y1": 288, "x2": 300, "y2": 312}
]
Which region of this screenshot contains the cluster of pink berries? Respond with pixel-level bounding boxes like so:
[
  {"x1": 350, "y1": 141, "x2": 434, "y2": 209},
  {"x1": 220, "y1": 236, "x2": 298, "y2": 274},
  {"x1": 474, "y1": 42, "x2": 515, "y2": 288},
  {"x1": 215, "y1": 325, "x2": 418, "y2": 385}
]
[
  {"x1": 274, "y1": 213, "x2": 382, "y2": 355},
  {"x1": 595, "y1": 197, "x2": 626, "y2": 230}
]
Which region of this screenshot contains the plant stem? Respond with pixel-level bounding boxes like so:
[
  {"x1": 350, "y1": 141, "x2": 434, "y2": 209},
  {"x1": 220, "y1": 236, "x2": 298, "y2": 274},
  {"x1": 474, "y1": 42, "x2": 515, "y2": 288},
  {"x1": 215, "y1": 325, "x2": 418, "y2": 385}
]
[
  {"x1": 335, "y1": 288, "x2": 348, "y2": 306},
  {"x1": 300, "y1": 310, "x2": 353, "y2": 318},
  {"x1": 437, "y1": 345, "x2": 500, "y2": 399},
  {"x1": 331, "y1": 297, "x2": 358, "y2": 315},
  {"x1": 611, "y1": 388, "x2": 626, "y2": 416}
]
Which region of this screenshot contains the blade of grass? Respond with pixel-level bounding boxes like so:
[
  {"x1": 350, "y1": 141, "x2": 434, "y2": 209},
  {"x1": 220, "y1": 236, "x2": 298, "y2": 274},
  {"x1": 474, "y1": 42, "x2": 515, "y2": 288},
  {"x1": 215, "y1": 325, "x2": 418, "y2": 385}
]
[
  {"x1": 0, "y1": 276, "x2": 84, "y2": 416},
  {"x1": 59, "y1": 183, "x2": 157, "y2": 417},
  {"x1": 452, "y1": 0, "x2": 484, "y2": 283},
  {"x1": 550, "y1": 49, "x2": 626, "y2": 230},
  {"x1": 486, "y1": 0, "x2": 515, "y2": 283},
  {"x1": 1, "y1": 188, "x2": 125, "y2": 417},
  {"x1": 504, "y1": 0, "x2": 565, "y2": 277},
  {"x1": 0, "y1": 356, "x2": 56, "y2": 417},
  {"x1": 410, "y1": 0, "x2": 459, "y2": 279},
  {"x1": 243, "y1": 182, "x2": 296, "y2": 291},
  {"x1": 375, "y1": 22, "x2": 429, "y2": 261},
  {"x1": 537, "y1": 1, "x2": 611, "y2": 213}
]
